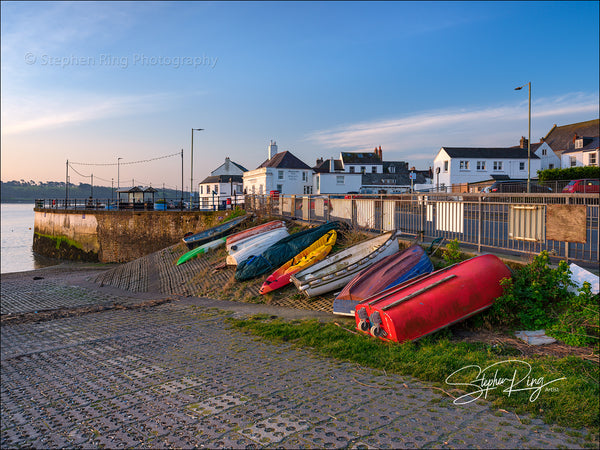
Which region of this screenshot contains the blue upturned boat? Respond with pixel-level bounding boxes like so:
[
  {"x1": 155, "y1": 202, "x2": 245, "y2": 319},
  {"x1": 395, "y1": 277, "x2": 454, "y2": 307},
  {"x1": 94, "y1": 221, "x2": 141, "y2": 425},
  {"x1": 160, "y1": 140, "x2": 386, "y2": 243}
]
[
  {"x1": 183, "y1": 214, "x2": 250, "y2": 249},
  {"x1": 333, "y1": 244, "x2": 434, "y2": 316}
]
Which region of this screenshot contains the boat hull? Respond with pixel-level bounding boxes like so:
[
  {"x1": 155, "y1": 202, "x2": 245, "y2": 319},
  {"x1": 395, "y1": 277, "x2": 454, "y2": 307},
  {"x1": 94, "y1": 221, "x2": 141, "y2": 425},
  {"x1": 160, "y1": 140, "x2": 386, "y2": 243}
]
[
  {"x1": 177, "y1": 237, "x2": 226, "y2": 265},
  {"x1": 333, "y1": 244, "x2": 433, "y2": 316},
  {"x1": 291, "y1": 231, "x2": 400, "y2": 298},
  {"x1": 226, "y1": 228, "x2": 290, "y2": 265},
  {"x1": 226, "y1": 220, "x2": 286, "y2": 250},
  {"x1": 354, "y1": 254, "x2": 511, "y2": 343},
  {"x1": 259, "y1": 230, "x2": 337, "y2": 295},
  {"x1": 183, "y1": 215, "x2": 249, "y2": 249}
]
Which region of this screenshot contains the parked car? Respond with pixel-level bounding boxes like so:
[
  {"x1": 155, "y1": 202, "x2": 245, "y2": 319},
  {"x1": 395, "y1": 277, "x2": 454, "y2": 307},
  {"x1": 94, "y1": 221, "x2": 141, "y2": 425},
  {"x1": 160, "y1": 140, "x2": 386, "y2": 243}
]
[
  {"x1": 485, "y1": 180, "x2": 552, "y2": 194},
  {"x1": 561, "y1": 179, "x2": 600, "y2": 194}
]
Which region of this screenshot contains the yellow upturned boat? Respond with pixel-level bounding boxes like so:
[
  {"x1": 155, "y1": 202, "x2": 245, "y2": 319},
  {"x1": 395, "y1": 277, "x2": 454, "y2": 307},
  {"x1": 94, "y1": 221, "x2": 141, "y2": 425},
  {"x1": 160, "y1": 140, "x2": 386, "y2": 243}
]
[{"x1": 259, "y1": 230, "x2": 337, "y2": 295}]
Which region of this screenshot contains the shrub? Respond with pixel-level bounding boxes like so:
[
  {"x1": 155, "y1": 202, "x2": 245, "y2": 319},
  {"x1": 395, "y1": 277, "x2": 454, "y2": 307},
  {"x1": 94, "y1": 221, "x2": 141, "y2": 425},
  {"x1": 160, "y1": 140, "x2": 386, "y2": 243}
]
[
  {"x1": 442, "y1": 239, "x2": 464, "y2": 266},
  {"x1": 538, "y1": 166, "x2": 600, "y2": 182}
]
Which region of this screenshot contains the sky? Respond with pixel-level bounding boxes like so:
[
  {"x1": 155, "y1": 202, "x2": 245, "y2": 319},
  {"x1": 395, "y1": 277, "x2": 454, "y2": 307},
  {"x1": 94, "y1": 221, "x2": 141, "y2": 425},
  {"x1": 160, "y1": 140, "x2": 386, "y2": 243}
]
[{"x1": 1, "y1": 1, "x2": 599, "y2": 191}]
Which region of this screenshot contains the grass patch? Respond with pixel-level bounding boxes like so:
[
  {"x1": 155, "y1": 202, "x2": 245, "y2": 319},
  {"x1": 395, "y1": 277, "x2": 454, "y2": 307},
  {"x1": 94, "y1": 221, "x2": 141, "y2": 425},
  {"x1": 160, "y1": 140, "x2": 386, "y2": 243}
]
[{"x1": 227, "y1": 315, "x2": 599, "y2": 431}]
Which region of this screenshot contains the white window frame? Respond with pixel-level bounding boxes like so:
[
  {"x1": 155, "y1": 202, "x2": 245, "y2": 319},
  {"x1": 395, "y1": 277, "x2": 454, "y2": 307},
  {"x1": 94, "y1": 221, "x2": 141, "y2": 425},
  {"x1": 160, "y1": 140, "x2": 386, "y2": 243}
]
[
  {"x1": 570, "y1": 156, "x2": 577, "y2": 167},
  {"x1": 336, "y1": 175, "x2": 345, "y2": 185},
  {"x1": 278, "y1": 170, "x2": 284, "y2": 180},
  {"x1": 459, "y1": 160, "x2": 470, "y2": 170},
  {"x1": 589, "y1": 152, "x2": 597, "y2": 166},
  {"x1": 493, "y1": 161, "x2": 503, "y2": 171},
  {"x1": 276, "y1": 184, "x2": 283, "y2": 192},
  {"x1": 476, "y1": 161, "x2": 486, "y2": 171},
  {"x1": 302, "y1": 172, "x2": 307, "y2": 182},
  {"x1": 519, "y1": 162, "x2": 525, "y2": 171},
  {"x1": 443, "y1": 161, "x2": 449, "y2": 172}
]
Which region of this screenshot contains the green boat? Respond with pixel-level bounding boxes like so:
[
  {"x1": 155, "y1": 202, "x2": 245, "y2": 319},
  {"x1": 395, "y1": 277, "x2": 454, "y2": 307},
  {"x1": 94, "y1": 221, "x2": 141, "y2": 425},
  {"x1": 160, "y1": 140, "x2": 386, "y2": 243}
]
[{"x1": 177, "y1": 237, "x2": 227, "y2": 265}]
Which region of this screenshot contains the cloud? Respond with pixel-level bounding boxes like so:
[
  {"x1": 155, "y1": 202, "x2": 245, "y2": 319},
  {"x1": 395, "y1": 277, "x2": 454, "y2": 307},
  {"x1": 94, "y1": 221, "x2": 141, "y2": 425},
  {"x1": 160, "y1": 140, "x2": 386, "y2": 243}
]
[
  {"x1": 306, "y1": 92, "x2": 600, "y2": 159},
  {"x1": 1, "y1": 91, "x2": 175, "y2": 135}
]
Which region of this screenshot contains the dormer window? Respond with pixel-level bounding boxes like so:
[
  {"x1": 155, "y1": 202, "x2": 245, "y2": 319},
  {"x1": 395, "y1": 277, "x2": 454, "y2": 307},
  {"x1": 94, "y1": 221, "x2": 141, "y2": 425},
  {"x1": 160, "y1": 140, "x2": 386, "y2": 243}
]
[
  {"x1": 388, "y1": 166, "x2": 395, "y2": 173},
  {"x1": 349, "y1": 166, "x2": 355, "y2": 173},
  {"x1": 372, "y1": 166, "x2": 377, "y2": 173},
  {"x1": 575, "y1": 139, "x2": 583, "y2": 149}
]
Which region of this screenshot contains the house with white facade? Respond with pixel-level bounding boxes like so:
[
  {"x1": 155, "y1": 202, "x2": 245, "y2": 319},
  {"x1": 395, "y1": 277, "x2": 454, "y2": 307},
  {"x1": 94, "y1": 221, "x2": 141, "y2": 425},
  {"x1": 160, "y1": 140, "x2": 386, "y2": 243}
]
[
  {"x1": 243, "y1": 141, "x2": 313, "y2": 196},
  {"x1": 312, "y1": 146, "x2": 432, "y2": 194},
  {"x1": 537, "y1": 119, "x2": 599, "y2": 168},
  {"x1": 198, "y1": 157, "x2": 247, "y2": 209},
  {"x1": 433, "y1": 145, "x2": 541, "y2": 191}
]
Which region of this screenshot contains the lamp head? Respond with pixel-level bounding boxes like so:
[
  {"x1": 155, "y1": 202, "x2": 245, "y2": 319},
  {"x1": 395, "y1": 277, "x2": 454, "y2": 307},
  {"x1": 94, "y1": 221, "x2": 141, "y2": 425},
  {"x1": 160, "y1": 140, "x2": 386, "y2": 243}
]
[{"x1": 514, "y1": 86, "x2": 522, "y2": 91}]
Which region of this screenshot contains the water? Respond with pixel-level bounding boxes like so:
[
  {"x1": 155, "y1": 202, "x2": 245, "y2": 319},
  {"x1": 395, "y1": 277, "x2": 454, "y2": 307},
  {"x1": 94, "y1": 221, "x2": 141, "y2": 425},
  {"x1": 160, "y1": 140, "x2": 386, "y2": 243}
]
[{"x1": 1, "y1": 203, "x2": 61, "y2": 274}]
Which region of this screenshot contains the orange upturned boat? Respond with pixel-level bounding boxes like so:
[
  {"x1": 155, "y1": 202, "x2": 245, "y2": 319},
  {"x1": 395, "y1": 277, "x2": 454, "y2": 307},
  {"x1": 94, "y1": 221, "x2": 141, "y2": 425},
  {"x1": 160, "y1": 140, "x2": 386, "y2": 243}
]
[
  {"x1": 259, "y1": 230, "x2": 337, "y2": 295},
  {"x1": 226, "y1": 220, "x2": 286, "y2": 250},
  {"x1": 355, "y1": 254, "x2": 511, "y2": 343}
]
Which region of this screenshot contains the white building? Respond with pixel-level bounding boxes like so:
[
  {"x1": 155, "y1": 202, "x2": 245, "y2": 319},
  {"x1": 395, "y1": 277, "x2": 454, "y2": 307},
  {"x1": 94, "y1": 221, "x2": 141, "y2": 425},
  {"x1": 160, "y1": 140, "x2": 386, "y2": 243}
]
[
  {"x1": 433, "y1": 145, "x2": 541, "y2": 190},
  {"x1": 243, "y1": 141, "x2": 313, "y2": 196},
  {"x1": 198, "y1": 157, "x2": 247, "y2": 209},
  {"x1": 560, "y1": 137, "x2": 599, "y2": 168},
  {"x1": 540, "y1": 119, "x2": 599, "y2": 168}
]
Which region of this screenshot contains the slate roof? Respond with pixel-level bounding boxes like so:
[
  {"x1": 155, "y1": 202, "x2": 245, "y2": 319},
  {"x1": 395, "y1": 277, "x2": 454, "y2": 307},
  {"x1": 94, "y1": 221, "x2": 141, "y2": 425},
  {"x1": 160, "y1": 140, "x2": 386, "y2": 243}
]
[
  {"x1": 227, "y1": 161, "x2": 248, "y2": 172},
  {"x1": 561, "y1": 136, "x2": 600, "y2": 155},
  {"x1": 257, "y1": 151, "x2": 312, "y2": 170},
  {"x1": 441, "y1": 147, "x2": 540, "y2": 159},
  {"x1": 199, "y1": 175, "x2": 244, "y2": 184},
  {"x1": 312, "y1": 159, "x2": 344, "y2": 173},
  {"x1": 383, "y1": 161, "x2": 409, "y2": 172},
  {"x1": 341, "y1": 152, "x2": 381, "y2": 164},
  {"x1": 542, "y1": 119, "x2": 599, "y2": 151}
]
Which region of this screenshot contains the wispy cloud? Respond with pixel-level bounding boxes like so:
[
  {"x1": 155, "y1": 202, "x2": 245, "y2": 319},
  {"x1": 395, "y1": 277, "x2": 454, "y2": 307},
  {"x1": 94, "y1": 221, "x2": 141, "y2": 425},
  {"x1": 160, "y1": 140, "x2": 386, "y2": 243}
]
[
  {"x1": 1, "y1": 91, "x2": 176, "y2": 135},
  {"x1": 306, "y1": 92, "x2": 599, "y2": 165}
]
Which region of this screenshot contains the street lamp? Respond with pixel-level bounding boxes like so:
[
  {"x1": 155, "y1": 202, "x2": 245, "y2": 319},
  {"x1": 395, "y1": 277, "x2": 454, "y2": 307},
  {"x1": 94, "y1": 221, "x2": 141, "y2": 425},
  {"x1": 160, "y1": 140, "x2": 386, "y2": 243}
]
[
  {"x1": 191, "y1": 128, "x2": 204, "y2": 207},
  {"x1": 515, "y1": 82, "x2": 531, "y2": 193},
  {"x1": 117, "y1": 157, "x2": 123, "y2": 209}
]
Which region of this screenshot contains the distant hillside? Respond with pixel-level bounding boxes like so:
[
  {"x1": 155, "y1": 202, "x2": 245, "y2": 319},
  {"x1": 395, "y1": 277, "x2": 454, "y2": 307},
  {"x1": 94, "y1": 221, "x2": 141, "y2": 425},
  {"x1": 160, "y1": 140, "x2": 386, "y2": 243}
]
[{"x1": 1, "y1": 181, "x2": 179, "y2": 203}]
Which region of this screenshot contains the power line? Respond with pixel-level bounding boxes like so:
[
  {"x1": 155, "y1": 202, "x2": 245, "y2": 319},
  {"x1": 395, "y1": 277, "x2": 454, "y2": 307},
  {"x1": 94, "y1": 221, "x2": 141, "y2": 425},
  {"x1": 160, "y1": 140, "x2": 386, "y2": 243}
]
[{"x1": 69, "y1": 151, "x2": 180, "y2": 166}]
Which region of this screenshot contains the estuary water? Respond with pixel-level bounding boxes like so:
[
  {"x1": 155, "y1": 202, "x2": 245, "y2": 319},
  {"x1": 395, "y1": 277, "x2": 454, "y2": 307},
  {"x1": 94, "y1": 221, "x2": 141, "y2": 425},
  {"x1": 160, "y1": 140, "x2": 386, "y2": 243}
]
[{"x1": 1, "y1": 203, "x2": 61, "y2": 274}]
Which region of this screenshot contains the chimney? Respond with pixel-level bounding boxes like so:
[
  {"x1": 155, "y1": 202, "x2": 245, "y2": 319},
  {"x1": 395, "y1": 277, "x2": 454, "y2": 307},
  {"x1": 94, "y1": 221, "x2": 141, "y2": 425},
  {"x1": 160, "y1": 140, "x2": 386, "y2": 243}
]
[
  {"x1": 225, "y1": 157, "x2": 230, "y2": 170},
  {"x1": 268, "y1": 140, "x2": 278, "y2": 160},
  {"x1": 316, "y1": 157, "x2": 323, "y2": 165},
  {"x1": 378, "y1": 145, "x2": 383, "y2": 159},
  {"x1": 519, "y1": 136, "x2": 528, "y2": 149},
  {"x1": 330, "y1": 157, "x2": 335, "y2": 172}
]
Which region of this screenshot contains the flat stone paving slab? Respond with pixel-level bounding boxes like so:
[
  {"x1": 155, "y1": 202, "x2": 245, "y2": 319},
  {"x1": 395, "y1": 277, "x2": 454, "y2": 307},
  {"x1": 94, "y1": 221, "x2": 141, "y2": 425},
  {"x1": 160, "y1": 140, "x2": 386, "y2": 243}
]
[{"x1": 2, "y1": 300, "x2": 597, "y2": 449}]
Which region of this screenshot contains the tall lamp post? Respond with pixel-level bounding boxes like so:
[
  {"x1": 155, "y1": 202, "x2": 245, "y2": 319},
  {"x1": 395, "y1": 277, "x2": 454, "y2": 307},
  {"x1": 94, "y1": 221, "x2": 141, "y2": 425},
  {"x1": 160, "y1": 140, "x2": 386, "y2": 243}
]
[
  {"x1": 190, "y1": 128, "x2": 204, "y2": 207},
  {"x1": 515, "y1": 82, "x2": 531, "y2": 193},
  {"x1": 117, "y1": 157, "x2": 123, "y2": 209}
]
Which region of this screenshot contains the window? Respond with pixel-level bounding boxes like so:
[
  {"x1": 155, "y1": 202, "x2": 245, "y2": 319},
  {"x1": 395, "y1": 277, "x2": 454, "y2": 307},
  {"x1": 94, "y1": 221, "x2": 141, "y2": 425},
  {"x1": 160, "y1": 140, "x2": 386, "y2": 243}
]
[
  {"x1": 493, "y1": 161, "x2": 503, "y2": 171},
  {"x1": 575, "y1": 139, "x2": 583, "y2": 149},
  {"x1": 316, "y1": 175, "x2": 320, "y2": 190},
  {"x1": 276, "y1": 184, "x2": 283, "y2": 192},
  {"x1": 388, "y1": 166, "x2": 395, "y2": 173},
  {"x1": 459, "y1": 160, "x2": 470, "y2": 170},
  {"x1": 214, "y1": 185, "x2": 218, "y2": 194},
  {"x1": 589, "y1": 153, "x2": 597, "y2": 166},
  {"x1": 336, "y1": 175, "x2": 345, "y2": 185},
  {"x1": 200, "y1": 185, "x2": 203, "y2": 194},
  {"x1": 570, "y1": 156, "x2": 577, "y2": 167},
  {"x1": 349, "y1": 166, "x2": 355, "y2": 173},
  {"x1": 549, "y1": 164, "x2": 554, "y2": 169},
  {"x1": 542, "y1": 148, "x2": 547, "y2": 156},
  {"x1": 258, "y1": 185, "x2": 263, "y2": 194},
  {"x1": 303, "y1": 186, "x2": 312, "y2": 194},
  {"x1": 519, "y1": 162, "x2": 525, "y2": 171},
  {"x1": 302, "y1": 172, "x2": 307, "y2": 181},
  {"x1": 372, "y1": 166, "x2": 377, "y2": 173},
  {"x1": 360, "y1": 166, "x2": 366, "y2": 174},
  {"x1": 476, "y1": 161, "x2": 486, "y2": 171},
  {"x1": 443, "y1": 161, "x2": 449, "y2": 172},
  {"x1": 278, "y1": 170, "x2": 284, "y2": 180}
]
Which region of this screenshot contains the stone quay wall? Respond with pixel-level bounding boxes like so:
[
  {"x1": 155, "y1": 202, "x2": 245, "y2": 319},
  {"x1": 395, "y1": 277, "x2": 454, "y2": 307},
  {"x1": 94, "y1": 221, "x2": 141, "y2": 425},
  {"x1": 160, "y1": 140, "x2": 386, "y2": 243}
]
[{"x1": 33, "y1": 208, "x2": 232, "y2": 263}]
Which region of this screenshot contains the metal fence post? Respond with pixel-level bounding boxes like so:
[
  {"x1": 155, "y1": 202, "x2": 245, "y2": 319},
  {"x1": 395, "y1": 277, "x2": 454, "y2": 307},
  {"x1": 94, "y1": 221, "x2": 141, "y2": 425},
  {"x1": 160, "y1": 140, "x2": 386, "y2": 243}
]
[{"x1": 478, "y1": 194, "x2": 482, "y2": 253}]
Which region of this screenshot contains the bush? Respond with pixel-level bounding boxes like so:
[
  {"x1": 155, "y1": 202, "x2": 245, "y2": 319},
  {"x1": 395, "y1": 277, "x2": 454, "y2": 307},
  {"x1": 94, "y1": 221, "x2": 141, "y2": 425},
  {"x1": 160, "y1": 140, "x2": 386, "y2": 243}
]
[
  {"x1": 538, "y1": 166, "x2": 600, "y2": 182},
  {"x1": 442, "y1": 239, "x2": 465, "y2": 266},
  {"x1": 487, "y1": 251, "x2": 599, "y2": 348}
]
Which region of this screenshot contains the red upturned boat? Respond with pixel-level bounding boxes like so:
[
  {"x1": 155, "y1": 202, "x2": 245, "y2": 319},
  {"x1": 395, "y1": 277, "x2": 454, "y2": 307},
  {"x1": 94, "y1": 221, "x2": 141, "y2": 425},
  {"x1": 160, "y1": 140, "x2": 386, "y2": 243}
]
[
  {"x1": 226, "y1": 220, "x2": 286, "y2": 250},
  {"x1": 354, "y1": 254, "x2": 511, "y2": 343},
  {"x1": 333, "y1": 244, "x2": 433, "y2": 316}
]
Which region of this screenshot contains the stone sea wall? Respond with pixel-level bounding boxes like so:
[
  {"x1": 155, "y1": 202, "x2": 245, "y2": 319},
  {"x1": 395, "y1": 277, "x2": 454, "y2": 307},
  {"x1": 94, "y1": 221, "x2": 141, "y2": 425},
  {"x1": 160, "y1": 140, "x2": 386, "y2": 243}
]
[{"x1": 33, "y1": 209, "x2": 232, "y2": 263}]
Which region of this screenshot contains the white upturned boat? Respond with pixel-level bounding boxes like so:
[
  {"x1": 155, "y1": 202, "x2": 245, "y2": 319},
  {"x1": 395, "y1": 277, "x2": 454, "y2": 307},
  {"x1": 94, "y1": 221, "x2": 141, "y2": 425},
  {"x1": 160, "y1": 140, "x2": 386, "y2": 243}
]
[
  {"x1": 290, "y1": 231, "x2": 400, "y2": 297},
  {"x1": 226, "y1": 226, "x2": 288, "y2": 253},
  {"x1": 226, "y1": 227, "x2": 290, "y2": 265}
]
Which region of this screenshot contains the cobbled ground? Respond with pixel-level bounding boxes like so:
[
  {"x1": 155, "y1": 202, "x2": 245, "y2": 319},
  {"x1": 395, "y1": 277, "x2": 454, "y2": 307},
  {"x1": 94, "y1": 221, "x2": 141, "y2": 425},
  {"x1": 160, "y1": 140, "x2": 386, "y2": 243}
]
[{"x1": 1, "y1": 254, "x2": 598, "y2": 449}]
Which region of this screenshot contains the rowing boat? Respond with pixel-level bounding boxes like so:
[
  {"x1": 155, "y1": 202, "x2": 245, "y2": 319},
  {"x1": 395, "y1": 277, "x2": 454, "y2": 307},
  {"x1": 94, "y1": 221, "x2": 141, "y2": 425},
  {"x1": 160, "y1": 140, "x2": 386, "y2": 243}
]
[
  {"x1": 183, "y1": 214, "x2": 249, "y2": 249},
  {"x1": 290, "y1": 231, "x2": 399, "y2": 298},
  {"x1": 226, "y1": 220, "x2": 286, "y2": 251},
  {"x1": 354, "y1": 254, "x2": 511, "y2": 343},
  {"x1": 176, "y1": 237, "x2": 226, "y2": 265},
  {"x1": 226, "y1": 227, "x2": 290, "y2": 265},
  {"x1": 332, "y1": 244, "x2": 433, "y2": 316},
  {"x1": 259, "y1": 230, "x2": 337, "y2": 295}
]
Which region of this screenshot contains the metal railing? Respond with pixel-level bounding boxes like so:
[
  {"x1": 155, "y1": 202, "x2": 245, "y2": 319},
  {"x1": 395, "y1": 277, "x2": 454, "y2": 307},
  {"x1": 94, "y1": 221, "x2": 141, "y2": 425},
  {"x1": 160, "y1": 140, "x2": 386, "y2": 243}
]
[
  {"x1": 244, "y1": 192, "x2": 599, "y2": 266},
  {"x1": 34, "y1": 197, "x2": 245, "y2": 211}
]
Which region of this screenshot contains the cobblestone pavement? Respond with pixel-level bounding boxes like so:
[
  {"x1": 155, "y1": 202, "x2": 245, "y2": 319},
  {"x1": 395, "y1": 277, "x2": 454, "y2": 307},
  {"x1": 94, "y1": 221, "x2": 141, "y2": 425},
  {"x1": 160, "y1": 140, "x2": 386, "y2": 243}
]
[{"x1": 1, "y1": 267, "x2": 598, "y2": 449}]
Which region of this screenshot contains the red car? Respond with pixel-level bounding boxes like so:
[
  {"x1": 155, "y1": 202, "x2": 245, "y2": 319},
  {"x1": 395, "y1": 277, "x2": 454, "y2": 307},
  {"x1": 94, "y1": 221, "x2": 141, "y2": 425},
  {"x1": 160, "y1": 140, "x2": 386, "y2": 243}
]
[{"x1": 562, "y1": 179, "x2": 600, "y2": 194}]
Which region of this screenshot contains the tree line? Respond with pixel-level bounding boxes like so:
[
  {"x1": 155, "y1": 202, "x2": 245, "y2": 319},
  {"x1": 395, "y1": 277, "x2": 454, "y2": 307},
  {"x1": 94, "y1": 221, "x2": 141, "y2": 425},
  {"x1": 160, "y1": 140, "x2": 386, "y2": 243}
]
[{"x1": 1, "y1": 180, "x2": 179, "y2": 203}]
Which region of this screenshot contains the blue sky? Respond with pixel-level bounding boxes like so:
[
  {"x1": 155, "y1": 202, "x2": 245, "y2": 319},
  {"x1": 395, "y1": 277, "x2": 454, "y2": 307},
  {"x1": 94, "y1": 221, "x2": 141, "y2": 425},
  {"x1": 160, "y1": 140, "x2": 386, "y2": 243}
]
[{"x1": 1, "y1": 1, "x2": 598, "y2": 191}]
